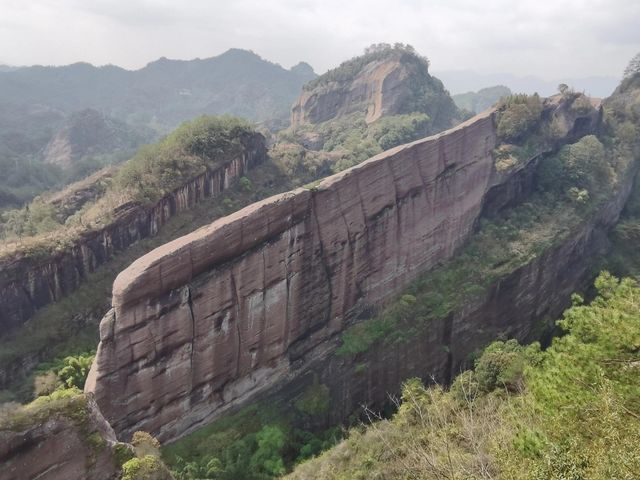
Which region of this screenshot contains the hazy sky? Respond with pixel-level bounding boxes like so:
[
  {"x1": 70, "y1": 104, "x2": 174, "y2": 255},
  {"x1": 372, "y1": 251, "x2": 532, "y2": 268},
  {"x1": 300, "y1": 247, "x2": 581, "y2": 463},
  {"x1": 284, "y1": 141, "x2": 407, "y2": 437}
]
[{"x1": 1, "y1": 0, "x2": 639, "y2": 79}]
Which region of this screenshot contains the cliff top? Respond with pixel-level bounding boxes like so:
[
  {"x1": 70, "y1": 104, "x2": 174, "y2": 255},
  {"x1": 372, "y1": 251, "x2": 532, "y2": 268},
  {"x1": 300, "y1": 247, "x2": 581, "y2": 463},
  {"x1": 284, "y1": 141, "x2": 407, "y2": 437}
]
[{"x1": 0, "y1": 116, "x2": 264, "y2": 264}]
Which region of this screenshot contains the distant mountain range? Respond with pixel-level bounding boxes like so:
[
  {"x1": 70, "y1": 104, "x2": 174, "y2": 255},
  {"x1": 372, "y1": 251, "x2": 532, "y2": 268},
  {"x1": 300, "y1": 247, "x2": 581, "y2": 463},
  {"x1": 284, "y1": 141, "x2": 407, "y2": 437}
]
[
  {"x1": 434, "y1": 70, "x2": 620, "y2": 98},
  {"x1": 0, "y1": 49, "x2": 316, "y2": 130}
]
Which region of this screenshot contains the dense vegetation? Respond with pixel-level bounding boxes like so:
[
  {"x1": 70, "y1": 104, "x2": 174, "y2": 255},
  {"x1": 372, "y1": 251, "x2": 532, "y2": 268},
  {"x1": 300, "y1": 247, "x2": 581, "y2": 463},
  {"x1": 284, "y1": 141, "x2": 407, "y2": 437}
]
[
  {"x1": 274, "y1": 112, "x2": 433, "y2": 182},
  {"x1": 163, "y1": 401, "x2": 342, "y2": 480},
  {"x1": 288, "y1": 272, "x2": 640, "y2": 479}
]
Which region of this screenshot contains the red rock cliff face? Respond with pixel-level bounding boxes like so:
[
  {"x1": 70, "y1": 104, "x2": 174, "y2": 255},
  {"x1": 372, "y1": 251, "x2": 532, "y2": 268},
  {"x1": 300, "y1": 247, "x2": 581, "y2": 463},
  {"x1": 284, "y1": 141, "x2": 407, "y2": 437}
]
[
  {"x1": 0, "y1": 133, "x2": 266, "y2": 342},
  {"x1": 87, "y1": 110, "x2": 499, "y2": 440},
  {"x1": 275, "y1": 158, "x2": 638, "y2": 427}
]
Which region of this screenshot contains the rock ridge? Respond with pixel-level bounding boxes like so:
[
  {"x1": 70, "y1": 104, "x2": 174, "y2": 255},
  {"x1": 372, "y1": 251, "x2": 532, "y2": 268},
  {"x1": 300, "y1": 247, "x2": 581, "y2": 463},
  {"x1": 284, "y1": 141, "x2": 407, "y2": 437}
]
[
  {"x1": 86, "y1": 98, "x2": 604, "y2": 442},
  {"x1": 88, "y1": 109, "x2": 500, "y2": 440}
]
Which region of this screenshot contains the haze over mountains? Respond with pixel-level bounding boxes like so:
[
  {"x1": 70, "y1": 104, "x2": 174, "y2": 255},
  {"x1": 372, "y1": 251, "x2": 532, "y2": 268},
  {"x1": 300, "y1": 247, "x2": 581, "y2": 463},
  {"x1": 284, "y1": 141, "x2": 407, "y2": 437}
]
[
  {"x1": 436, "y1": 69, "x2": 620, "y2": 98},
  {"x1": 0, "y1": 49, "x2": 316, "y2": 129}
]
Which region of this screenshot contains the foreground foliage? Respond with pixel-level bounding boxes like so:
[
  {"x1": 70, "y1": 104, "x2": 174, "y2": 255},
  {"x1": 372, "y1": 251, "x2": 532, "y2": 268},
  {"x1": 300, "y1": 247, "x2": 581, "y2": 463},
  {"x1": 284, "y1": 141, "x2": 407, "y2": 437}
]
[
  {"x1": 288, "y1": 273, "x2": 640, "y2": 479},
  {"x1": 163, "y1": 402, "x2": 342, "y2": 480}
]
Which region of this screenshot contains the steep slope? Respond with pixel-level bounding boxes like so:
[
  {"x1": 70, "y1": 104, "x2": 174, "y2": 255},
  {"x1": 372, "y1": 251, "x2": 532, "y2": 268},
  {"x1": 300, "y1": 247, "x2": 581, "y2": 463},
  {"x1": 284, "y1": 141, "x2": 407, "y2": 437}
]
[
  {"x1": 291, "y1": 44, "x2": 458, "y2": 131},
  {"x1": 86, "y1": 92, "x2": 606, "y2": 442}
]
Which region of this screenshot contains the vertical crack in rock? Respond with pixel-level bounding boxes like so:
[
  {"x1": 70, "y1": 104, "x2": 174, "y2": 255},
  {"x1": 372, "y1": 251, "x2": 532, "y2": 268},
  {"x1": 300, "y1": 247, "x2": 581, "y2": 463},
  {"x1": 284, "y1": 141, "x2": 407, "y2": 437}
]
[
  {"x1": 310, "y1": 191, "x2": 334, "y2": 327},
  {"x1": 185, "y1": 285, "x2": 197, "y2": 391},
  {"x1": 352, "y1": 172, "x2": 371, "y2": 297},
  {"x1": 385, "y1": 158, "x2": 403, "y2": 273},
  {"x1": 260, "y1": 248, "x2": 267, "y2": 362},
  {"x1": 283, "y1": 233, "x2": 291, "y2": 348},
  {"x1": 229, "y1": 269, "x2": 243, "y2": 377}
]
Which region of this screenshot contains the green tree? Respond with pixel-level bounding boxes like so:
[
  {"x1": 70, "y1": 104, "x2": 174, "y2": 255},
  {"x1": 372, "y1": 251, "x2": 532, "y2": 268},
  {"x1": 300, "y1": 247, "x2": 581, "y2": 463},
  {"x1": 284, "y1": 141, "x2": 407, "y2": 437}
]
[
  {"x1": 250, "y1": 425, "x2": 287, "y2": 476},
  {"x1": 624, "y1": 52, "x2": 640, "y2": 78},
  {"x1": 57, "y1": 353, "x2": 94, "y2": 389}
]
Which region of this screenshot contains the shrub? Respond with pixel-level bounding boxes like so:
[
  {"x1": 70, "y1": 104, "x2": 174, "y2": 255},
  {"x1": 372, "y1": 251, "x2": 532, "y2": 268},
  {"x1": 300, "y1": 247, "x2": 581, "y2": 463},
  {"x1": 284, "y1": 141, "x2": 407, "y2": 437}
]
[
  {"x1": 496, "y1": 94, "x2": 543, "y2": 142},
  {"x1": 57, "y1": 353, "x2": 94, "y2": 390},
  {"x1": 131, "y1": 431, "x2": 161, "y2": 457},
  {"x1": 295, "y1": 380, "x2": 331, "y2": 416},
  {"x1": 239, "y1": 176, "x2": 253, "y2": 192},
  {"x1": 121, "y1": 455, "x2": 169, "y2": 480}
]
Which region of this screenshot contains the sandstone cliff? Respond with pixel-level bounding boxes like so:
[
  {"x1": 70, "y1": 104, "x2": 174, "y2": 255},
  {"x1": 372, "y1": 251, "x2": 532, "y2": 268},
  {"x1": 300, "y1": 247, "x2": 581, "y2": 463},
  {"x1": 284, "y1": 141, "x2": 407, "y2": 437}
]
[
  {"x1": 0, "y1": 393, "x2": 126, "y2": 480},
  {"x1": 291, "y1": 45, "x2": 458, "y2": 131},
  {"x1": 86, "y1": 94, "x2": 604, "y2": 442},
  {"x1": 0, "y1": 133, "x2": 266, "y2": 340}
]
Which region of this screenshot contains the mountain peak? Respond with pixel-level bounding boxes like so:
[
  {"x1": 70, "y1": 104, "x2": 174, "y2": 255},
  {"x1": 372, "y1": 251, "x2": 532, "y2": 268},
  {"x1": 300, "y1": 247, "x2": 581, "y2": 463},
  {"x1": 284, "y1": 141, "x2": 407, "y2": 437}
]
[
  {"x1": 290, "y1": 61, "x2": 315, "y2": 77},
  {"x1": 291, "y1": 44, "x2": 457, "y2": 128}
]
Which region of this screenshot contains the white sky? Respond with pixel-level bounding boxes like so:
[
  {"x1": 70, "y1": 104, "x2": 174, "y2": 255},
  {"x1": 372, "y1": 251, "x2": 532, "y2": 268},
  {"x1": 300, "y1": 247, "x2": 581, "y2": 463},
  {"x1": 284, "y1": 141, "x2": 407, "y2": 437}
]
[{"x1": 1, "y1": 0, "x2": 639, "y2": 79}]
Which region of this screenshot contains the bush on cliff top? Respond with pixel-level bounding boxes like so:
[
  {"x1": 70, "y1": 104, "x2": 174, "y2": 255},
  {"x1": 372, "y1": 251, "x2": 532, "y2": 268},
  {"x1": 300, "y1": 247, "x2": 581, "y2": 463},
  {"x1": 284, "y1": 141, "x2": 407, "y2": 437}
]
[
  {"x1": 287, "y1": 273, "x2": 640, "y2": 479},
  {"x1": 115, "y1": 115, "x2": 254, "y2": 204},
  {"x1": 0, "y1": 387, "x2": 86, "y2": 431},
  {"x1": 496, "y1": 93, "x2": 544, "y2": 143}
]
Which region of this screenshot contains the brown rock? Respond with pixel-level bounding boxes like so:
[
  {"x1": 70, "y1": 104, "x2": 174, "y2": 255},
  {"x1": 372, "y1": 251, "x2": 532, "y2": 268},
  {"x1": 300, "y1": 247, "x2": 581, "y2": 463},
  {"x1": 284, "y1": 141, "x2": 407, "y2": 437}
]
[{"x1": 0, "y1": 394, "x2": 126, "y2": 480}]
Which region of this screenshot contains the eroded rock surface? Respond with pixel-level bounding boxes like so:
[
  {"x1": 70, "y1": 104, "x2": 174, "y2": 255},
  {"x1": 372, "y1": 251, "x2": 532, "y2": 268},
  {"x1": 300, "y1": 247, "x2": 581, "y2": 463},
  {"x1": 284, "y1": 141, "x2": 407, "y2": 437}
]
[
  {"x1": 0, "y1": 394, "x2": 126, "y2": 480},
  {"x1": 88, "y1": 110, "x2": 498, "y2": 440},
  {"x1": 291, "y1": 48, "x2": 458, "y2": 131},
  {"x1": 87, "y1": 96, "x2": 606, "y2": 443}
]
